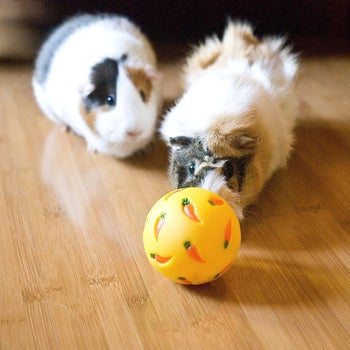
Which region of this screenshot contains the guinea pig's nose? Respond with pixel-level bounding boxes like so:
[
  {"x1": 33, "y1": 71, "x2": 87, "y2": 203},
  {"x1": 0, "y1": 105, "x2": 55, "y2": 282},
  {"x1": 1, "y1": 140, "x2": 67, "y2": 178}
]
[{"x1": 126, "y1": 129, "x2": 142, "y2": 138}]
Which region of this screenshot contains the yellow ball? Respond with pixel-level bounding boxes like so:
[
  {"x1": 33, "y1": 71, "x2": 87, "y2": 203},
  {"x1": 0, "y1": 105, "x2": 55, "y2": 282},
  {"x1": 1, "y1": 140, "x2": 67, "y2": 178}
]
[{"x1": 143, "y1": 188, "x2": 241, "y2": 285}]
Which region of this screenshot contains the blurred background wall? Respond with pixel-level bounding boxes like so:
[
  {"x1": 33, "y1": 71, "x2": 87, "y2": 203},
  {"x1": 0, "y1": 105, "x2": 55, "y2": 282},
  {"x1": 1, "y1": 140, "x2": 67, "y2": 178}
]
[{"x1": 0, "y1": 0, "x2": 349, "y2": 60}]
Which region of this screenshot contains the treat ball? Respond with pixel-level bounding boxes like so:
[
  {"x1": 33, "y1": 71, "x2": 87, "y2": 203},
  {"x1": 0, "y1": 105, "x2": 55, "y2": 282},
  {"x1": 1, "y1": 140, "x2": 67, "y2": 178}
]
[{"x1": 143, "y1": 188, "x2": 241, "y2": 285}]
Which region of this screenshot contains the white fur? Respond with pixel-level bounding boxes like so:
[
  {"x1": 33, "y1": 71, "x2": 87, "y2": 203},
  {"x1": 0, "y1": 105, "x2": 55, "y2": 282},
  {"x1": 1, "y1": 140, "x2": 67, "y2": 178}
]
[
  {"x1": 33, "y1": 15, "x2": 162, "y2": 158},
  {"x1": 201, "y1": 171, "x2": 244, "y2": 220}
]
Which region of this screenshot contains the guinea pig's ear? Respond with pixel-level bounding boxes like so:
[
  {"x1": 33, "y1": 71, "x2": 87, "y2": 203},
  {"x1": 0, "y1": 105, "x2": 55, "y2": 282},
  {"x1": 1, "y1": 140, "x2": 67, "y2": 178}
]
[
  {"x1": 147, "y1": 68, "x2": 162, "y2": 82},
  {"x1": 169, "y1": 136, "x2": 193, "y2": 149},
  {"x1": 78, "y1": 83, "x2": 94, "y2": 98}
]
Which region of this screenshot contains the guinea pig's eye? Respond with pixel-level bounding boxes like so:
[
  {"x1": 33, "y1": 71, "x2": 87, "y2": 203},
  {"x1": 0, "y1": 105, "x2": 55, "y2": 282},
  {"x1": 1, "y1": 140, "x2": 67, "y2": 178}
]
[
  {"x1": 106, "y1": 94, "x2": 115, "y2": 106},
  {"x1": 139, "y1": 90, "x2": 146, "y2": 102},
  {"x1": 188, "y1": 162, "x2": 196, "y2": 176}
]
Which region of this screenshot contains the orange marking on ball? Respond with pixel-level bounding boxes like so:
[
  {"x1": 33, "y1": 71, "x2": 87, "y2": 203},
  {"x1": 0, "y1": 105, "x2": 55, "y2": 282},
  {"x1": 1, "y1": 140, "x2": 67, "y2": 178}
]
[
  {"x1": 181, "y1": 197, "x2": 202, "y2": 222},
  {"x1": 150, "y1": 253, "x2": 172, "y2": 264}
]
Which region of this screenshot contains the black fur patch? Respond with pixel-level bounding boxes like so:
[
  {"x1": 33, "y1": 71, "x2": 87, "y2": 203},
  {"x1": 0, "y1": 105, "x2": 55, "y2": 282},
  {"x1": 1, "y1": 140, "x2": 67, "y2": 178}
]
[
  {"x1": 223, "y1": 157, "x2": 249, "y2": 192},
  {"x1": 84, "y1": 58, "x2": 118, "y2": 112}
]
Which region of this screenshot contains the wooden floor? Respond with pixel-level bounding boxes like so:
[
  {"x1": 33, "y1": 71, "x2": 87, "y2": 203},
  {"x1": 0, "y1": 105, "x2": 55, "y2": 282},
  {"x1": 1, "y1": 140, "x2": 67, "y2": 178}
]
[{"x1": 0, "y1": 49, "x2": 349, "y2": 349}]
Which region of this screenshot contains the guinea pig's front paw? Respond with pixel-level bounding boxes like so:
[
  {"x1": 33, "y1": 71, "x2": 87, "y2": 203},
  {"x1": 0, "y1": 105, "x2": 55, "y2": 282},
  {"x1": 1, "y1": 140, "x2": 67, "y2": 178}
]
[
  {"x1": 60, "y1": 124, "x2": 70, "y2": 133},
  {"x1": 87, "y1": 144, "x2": 98, "y2": 153},
  {"x1": 86, "y1": 138, "x2": 106, "y2": 154}
]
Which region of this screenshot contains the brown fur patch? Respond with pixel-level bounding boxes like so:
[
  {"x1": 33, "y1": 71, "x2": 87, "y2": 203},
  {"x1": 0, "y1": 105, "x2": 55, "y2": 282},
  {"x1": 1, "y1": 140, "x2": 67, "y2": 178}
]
[
  {"x1": 242, "y1": 32, "x2": 260, "y2": 47},
  {"x1": 206, "y1": 111, "x2": 261, "y2": 158},
  {"x1": 80, "y1": 103, "x2": 97, "y2": 133},
  {"x1": 79, "y1": 103, "x2": 112, "y2": 134},
  {"x1": 126, "y1": 67, "x2": 152, "y2": 103},
  {"x1": 199, "y1": 51, "x2": 220, "y2": 69},
  {"x1": 205, "y1": 110, "x2": 273, "y2": 209}
]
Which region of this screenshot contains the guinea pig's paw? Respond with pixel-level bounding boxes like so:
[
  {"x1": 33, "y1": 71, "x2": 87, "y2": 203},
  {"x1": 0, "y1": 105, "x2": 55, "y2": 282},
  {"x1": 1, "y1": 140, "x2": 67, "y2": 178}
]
[
  {"x1": 87, "y1": 143, "x2": 98, "y2": 153},
  {"x1": 60, "y1": 124, "x2": 70, "y2": 133},
  {"x1": 86, "y1": 138, "x2": 106, "y2": 154}
]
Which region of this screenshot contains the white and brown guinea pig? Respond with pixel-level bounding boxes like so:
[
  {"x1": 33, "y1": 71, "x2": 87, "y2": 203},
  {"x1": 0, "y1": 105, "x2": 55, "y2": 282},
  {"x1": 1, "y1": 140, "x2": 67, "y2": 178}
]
[
  {"x1": 33, "y1": 13, "x2": 162, "y2": 158},
  {"x1": 160, "y1": 21, "x2": 299, "y2": 220}
]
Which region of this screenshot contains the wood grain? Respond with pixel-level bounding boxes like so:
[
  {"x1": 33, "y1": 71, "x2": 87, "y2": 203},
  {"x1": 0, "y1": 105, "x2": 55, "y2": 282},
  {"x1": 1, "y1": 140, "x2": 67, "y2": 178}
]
[{"x1": 0, "y1": 53, "x2": 349, "y2": 349}]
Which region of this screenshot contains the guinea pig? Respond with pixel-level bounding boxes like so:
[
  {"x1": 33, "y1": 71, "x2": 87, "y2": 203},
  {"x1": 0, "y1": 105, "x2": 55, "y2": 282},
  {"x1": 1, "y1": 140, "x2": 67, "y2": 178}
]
[
  {"x1": 33, "y1": 13, "x2": 162, "y2": 158},
  {"x1": 160, "y1": 21, "x2": 299, "y2": 220}
]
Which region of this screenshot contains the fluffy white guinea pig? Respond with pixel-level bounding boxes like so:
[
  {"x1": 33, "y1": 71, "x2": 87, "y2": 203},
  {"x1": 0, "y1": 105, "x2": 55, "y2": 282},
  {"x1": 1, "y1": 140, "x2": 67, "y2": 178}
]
[
  {"x1": 33, "y1": 13, "x2": 162, "y2": 158},
  {"x1": 160, "y1": 21, "x2": 299, "y2": 220}
]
